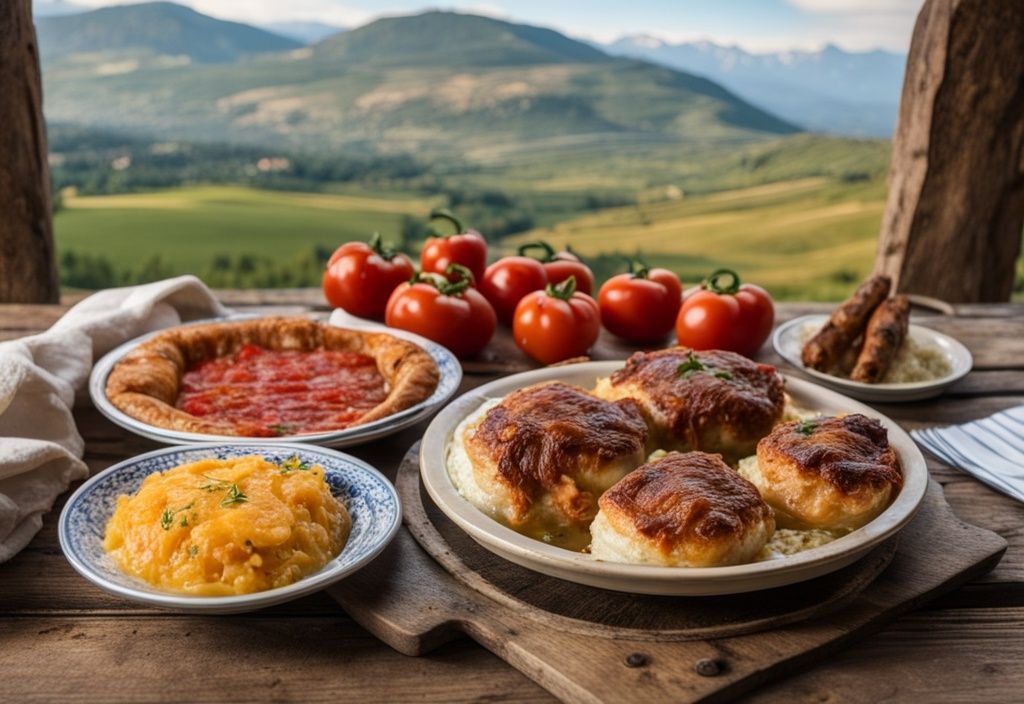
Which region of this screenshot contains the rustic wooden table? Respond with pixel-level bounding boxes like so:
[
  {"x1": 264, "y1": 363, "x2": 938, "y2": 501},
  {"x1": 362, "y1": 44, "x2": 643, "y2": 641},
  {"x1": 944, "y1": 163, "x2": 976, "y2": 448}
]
[{"x1": 2, "y1": 291, "x2": 1022, "y2": 703}]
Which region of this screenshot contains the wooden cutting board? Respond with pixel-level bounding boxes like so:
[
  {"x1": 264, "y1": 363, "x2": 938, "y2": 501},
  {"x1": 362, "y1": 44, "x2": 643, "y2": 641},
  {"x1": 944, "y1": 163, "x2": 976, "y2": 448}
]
[{"x1": 329, "y1": 444, "x2": 1007, "y2": 703}]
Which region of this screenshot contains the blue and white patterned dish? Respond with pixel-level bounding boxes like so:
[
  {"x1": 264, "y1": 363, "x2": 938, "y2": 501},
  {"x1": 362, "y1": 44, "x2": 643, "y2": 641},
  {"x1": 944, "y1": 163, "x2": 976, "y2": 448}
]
[
  {"x1": 88, "y1": 315, "x2": 462, "y2": 448},
  {"x1": 59, "y1": 443, "x2": 401, "y2": 614}
]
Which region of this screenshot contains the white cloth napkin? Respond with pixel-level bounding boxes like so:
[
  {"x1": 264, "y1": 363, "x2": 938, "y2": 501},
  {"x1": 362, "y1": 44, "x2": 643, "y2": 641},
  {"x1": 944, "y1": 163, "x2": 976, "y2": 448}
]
[
  {"x1": 0, "y1": 276, "x2": 228, "y2": 562},
  {"x1": 912, "y1": 405, "x2": 1024, "y2": 503}
]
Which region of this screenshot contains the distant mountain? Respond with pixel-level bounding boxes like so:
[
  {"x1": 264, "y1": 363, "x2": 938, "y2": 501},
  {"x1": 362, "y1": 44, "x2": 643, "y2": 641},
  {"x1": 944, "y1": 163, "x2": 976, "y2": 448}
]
[
  {"x1": 605, "y1": 37, "x2": 906, "y2": 137},
  {"x1": 36, "y1": 2, "x2": 302, "y2": 64},
  {"x1": 312, "y1": 11, "x2": 609, "y2": 67},
  {"x1": 40, "y1": 10, "x2": 799, "y2": 156},
  {"x1": 259, "y1": 21, "x2": 344, "y2": 44},
  {"x1": 33, "y1": 0, "x2": 84, "y2": 17}
]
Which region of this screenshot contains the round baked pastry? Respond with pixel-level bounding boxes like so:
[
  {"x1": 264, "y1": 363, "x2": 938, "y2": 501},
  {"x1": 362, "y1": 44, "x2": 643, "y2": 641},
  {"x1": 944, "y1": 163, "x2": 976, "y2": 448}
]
[
  {"x1": 105, "y1": 317, "x2": 439, "y2": 437},
  {"x1": 449, "y1": 381, "x2": 648, "y2": 545},
  {"x1": 739, "y1": 414, "x2": 903, "y2": 530},
  {"x1": 593, "y1": 347, "x2": 785, "y2": 462},
  {"x1": 590, "y1": 452, "x2": 775, "y2": 567}
]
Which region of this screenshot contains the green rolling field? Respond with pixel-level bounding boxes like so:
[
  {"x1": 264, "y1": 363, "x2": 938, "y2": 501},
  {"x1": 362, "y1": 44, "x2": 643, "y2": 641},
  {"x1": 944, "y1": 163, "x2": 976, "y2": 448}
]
[
  {"x1": 55, "y1": 185, "x2": 436, "y2": 272},
  {"x1": 506, "y1": 177, "x2": 887, "y2": 301},
  {"x1": 55, "y1": 177, "x2": 888, "y2": 300}
]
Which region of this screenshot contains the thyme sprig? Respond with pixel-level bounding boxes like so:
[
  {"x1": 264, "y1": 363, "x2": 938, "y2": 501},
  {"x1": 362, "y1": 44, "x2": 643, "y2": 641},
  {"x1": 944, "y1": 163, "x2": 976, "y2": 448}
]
[
  {"x1": 278, "y1": 455, "x2": 312, "y2": 475},
  {"x1": 160, "y1": 502, "x2": 194, "y2": 531},
  {"x1": 220, "y1": 484, "x2": 248, "y2": 507}
]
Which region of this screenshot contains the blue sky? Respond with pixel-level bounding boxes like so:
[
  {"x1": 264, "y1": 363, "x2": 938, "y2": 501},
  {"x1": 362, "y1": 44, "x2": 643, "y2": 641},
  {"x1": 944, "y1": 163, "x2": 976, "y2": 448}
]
[{"x1": 73, "y1": 0, "x2": 923, "y2": 52}]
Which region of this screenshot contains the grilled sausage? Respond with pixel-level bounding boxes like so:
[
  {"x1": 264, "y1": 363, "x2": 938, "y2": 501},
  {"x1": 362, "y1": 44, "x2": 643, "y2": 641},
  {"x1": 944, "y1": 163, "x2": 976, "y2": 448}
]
[
  {"x1": 850, "y1": 294, "x2": 910, "y2": 383},
  {"x1": 802, "y1": 275, "x2": 891, "y2": 372}
]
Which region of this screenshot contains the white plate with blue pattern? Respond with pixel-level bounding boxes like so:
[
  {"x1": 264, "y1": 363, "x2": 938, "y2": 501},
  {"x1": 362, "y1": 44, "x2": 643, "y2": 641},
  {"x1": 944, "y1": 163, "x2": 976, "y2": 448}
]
[
  {"x1": 88, "y1": 316, "x2": 462, "y2": 448},
  {"x1": 59, "y1": 443, "x2": 401, "y2": 614}
]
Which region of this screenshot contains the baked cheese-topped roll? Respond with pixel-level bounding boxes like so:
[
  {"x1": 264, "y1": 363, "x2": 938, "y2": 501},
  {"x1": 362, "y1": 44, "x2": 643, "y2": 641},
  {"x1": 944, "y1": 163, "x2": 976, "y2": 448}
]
[
  {"x1": 594, "y1": 347, "x2": 785, "y2": 462},
  {"x1": 590, "y1": 452, "x2": 775, "y2": 567},
  {"x1": 740, "y1": 414, "x2": 903, "y2": 531},
  {"x1": 450, "y1": 382, "x2": 648, "y2": 538}
]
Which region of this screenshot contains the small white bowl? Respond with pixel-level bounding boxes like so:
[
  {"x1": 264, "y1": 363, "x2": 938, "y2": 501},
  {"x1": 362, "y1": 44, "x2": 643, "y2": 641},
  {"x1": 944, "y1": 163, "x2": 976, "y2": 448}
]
[
  {"x1": 773, "y1": 314, "x2": 973, "y2": 402},
  {"x1": 419, "y1": 361, "x2": 928, "y2": 596},
  {"x1": 59, "y1": 443, "x2": 401, "y2": 614}
]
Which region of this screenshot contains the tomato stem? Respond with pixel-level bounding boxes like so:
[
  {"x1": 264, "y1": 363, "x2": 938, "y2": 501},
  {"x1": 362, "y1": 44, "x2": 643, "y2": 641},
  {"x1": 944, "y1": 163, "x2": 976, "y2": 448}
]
[
  {"x1": 546, "y1": 275, "x2": 577, "y2": 300},
  {"x1": 428, "y1": 207, "x2": 466, "y2": 237},
  {"x1": 627, "y1": 258, "x2": 650, "y2": 279},
  {"x1": 517, "y1": 241, "x2": 556, "y2": 262},
  {"x1": 439, "y1": 264, "x2": 473, "y2": 296},
  {"x1": 703, "y1": 268, "x2": 742, "y2": 295},
  {"x1": 369, "y1": 232, "x2": 397, "y2": 260}
]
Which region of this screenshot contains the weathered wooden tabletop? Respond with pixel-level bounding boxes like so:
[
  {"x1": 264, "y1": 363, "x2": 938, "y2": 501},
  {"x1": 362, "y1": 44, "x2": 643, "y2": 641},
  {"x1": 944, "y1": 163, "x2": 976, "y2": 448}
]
[{"x1": 2, "y1": 291, "x2": 1022, "y2": 703}]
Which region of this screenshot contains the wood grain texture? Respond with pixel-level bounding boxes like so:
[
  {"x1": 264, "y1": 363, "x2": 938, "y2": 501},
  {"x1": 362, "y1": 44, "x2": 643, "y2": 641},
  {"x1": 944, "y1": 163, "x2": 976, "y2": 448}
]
[
  {"x1": 875, "y1": 0, "x2": 1024, "y2": 302},
  {"x1": 0, "y1": 0, "x2": 57, "y2": 303},
  {"x1": 329, "y1": 446, "x2": 1006, "y2": 703}
]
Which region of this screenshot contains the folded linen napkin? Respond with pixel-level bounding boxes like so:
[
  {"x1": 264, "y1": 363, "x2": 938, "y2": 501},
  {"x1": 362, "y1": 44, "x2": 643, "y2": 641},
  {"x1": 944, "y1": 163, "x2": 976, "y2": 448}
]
[
  {"x1": 912, "y1": 405, "x2": 1024, "y2": 503},
  {"x1": 0, "y1": 276, "x2": 228, "y2": 562}
]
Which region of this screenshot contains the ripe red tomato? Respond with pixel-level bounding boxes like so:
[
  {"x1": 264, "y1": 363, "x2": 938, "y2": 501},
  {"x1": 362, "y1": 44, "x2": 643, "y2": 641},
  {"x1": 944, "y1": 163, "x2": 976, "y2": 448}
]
[
  {"x1": 598, "y1": 262, "x2": 682, "y2": 344},
  {"x1": 513, "y1": 276, "x2": 601, "y2": 365},
  {"x1": 322, "y1": 233, "x2": 415, "y2": 320},
  {"x1": 675, "y1": 268, "x2": 775, "y2": 357},
  {"x1": 385, "y1": 264, "x2": 496, "y2": 359},
  {"x1": 517, "y1": 241, "x2": 595, "y2": 295},
  {"x1": 480, "y1": 255, "x2": 549, "y2": 324},
  {"x1": 420, "y1": 208, "x2": 487, "y2": 284}
]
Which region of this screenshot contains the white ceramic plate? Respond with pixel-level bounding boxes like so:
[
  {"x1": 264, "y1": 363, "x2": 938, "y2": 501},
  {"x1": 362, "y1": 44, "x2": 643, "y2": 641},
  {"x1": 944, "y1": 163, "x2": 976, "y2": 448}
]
[
  {"x1": 89, "y1": 316, "x2": 461, "y2": 448},
  {"x1": 419, "y1": 361, "x2": 928, "y2": 596},
  {"x1": 59, "y1": 443, "x2": 401, "y2": 614},
  {"x1": 773, "y1": 314, "x2": 973, "y2": 402}
]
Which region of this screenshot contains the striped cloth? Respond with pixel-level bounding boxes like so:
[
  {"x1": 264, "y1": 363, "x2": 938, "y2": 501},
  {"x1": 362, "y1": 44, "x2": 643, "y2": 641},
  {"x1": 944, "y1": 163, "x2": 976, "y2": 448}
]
[{"x1": 912, "y1": 406, "x2": 1024, "y2": 503}]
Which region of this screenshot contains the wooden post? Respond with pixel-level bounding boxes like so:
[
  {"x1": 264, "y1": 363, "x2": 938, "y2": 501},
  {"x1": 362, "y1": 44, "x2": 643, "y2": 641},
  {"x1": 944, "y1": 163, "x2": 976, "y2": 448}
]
[
  {"x1": 875, "y1": 0, "x2": 1024, "y2": 303},
  {"x1": 0, "y1": 0, "x2": 58, "y2": 303}
]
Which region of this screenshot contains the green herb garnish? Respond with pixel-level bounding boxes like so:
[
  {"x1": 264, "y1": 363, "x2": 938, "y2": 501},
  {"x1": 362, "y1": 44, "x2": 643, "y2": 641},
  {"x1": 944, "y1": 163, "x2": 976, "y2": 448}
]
[
  {"x1": 678, "y1": 351, "x2": 732, "y2": 382},
  {"x1": 796, "y1": 420, "x2": 817, "y2": 436},
  {"x1": 189, "y1": 545, "x2": 198, "y2": 558},
  {"x1": 268, "y1": 423, "x2": 291, "y2": 436},
  {"x1": 179, "y1": 515, "x2": 189, "y2": 528},
  {"x1": 199, "y1": 473, "x2": 231, "y2": 492},
  {"x1": 278, "y1": 455, "x2": 311, "y2": 474},
  {"x1": 220, "y1": 484, "x2": 248, "y2": 507},
  {"x1": 677, "y1": 351, "x2": 707, "y2": 377},
  {"x1": 159, "y1": 502, "x2": 194, "y2": 531}
]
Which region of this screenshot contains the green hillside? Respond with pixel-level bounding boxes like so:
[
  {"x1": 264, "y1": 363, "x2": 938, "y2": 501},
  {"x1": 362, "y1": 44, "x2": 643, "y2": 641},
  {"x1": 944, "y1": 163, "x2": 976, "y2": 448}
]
[
  {"x1": 312, "y1": 11, "x2": 607, "y2": 67},
  {"x1": 37, "y1": 2, "x2": 301, "y2": 64},
  {"x1": 39, "y1": 9, "x2": 798, "y2": 156}
]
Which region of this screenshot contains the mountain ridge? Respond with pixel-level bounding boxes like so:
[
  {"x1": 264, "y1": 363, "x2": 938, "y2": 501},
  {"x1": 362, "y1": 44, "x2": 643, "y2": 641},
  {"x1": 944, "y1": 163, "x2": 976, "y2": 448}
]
[
  {"x1": 37, "y1": 2, "x2": 302, "y2": 64},
  {"x1": 605, "y1": 36, "x2": 906, "y2": 136},
  {"x1": 39, "y1": 7, "x2": 801, "y2": 156}
]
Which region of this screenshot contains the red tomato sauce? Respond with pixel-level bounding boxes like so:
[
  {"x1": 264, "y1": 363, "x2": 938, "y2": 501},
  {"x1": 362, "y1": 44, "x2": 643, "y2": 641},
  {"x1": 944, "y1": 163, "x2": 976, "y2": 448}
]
[{"x1": 177, "y1": 344, "x2": 388, "y2": 436}]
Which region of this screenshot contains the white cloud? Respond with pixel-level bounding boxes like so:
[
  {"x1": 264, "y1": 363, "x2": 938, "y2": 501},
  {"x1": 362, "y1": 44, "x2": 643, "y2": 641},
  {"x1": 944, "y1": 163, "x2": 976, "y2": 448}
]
[
  {"x1": 783, "y1": 0, "x2": 923, "y2": 52},
  {"x1": 787, "y1": 0, "x2": 919, "y2": 13}
]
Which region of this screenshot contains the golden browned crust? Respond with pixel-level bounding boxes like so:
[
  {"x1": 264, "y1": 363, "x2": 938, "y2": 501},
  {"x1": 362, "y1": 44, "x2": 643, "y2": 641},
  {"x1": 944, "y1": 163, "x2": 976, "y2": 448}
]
[
  {"x1": 758, "y1": 414, "x2": 902, "y2": 496},
  {"x1": 850, "y1": 295, "x2": 910, "y2": 383},
  {"x1": 105, "y1": 317, "x2": 439, "y2": 436},
  {"x1": 465, "y1": 381, "x2": 648, "y2": 523},
  {"x1": 598, "y1": 452, "x2": 773, "y2": 556},
  {"x1": 802, "y1": 275, "x2": 891, "y2": 372},
  {"x1": 597, "y1": 347, "x2": 785, "y2": 460}
]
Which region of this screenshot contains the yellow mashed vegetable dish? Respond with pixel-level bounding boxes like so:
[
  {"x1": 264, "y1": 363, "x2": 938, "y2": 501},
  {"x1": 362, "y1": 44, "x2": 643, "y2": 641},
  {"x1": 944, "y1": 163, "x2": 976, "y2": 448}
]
[{"x1": 104, "y1": 454, "x2": 350, "y2": 596}]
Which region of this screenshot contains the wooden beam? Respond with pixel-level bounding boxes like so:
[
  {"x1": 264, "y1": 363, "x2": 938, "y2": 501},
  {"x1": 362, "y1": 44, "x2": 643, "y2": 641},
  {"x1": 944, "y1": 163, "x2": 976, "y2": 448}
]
[
  {"x1": 875, "y1": 0, "x2": 1024, "y2": 303},
  {"x1": 0, "y1": 0, "x2": 58, "y2": 303}
]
